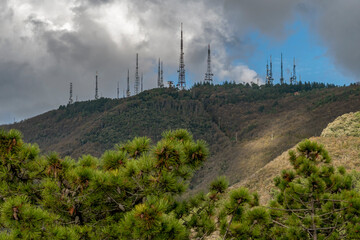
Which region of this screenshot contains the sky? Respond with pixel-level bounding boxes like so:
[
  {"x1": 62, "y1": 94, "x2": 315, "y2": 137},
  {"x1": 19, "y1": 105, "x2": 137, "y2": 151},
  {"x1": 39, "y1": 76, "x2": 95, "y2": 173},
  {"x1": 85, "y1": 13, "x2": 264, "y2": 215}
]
[{"x1": 1, "y1": 0, "x2": 360, "y2": 124}]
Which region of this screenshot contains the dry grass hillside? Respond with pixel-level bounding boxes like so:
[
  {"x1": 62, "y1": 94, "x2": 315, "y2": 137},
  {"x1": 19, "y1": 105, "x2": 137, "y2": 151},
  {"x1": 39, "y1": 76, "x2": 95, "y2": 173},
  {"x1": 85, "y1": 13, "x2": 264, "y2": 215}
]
[
  {"x1": 321, "y1": 111, "x2": 360, "y2": 137},
  {"x1": 234, "y1": 136, "x2": 360, "y2": 204}
]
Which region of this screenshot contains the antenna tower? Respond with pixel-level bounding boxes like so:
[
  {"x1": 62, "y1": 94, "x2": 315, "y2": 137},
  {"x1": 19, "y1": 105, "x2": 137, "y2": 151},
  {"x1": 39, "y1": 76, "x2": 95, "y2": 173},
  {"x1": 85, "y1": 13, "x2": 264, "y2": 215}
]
[
  {"x1": 290, "y1": 58, "x2": 297, "y2": 84},
  {"x1": 268, "y1": 55, "x2": 274, "y2": 85},
  {"x1": 280, "y1": 53, "x2": 284, "y2": 84},
  {"x1": 141, "y1": 73, "x2": 143, "y2": 92},
  {"x1": 177, "y1": 23, "x2": 186, "y2": 90},
  {"x1": 157, "y1": 58, "x2": 161, "y2": 88},
  {"x1": 266, "y1": 60, "x2": 269, "y2": 84},
  {"x1": 134, "y1": 53, "x2": 140, "y2": 95},
  {"x1": 117, "y1": 81, "x2": 119, "y2": 99},
  {"x1": 204, "y1": 44, "x2": 214, "y2": 84},
  {"x1": 95, "y1": 71, "x2": 99, "y2": 100},
  {"x1": 160, "y1": 61, "x2": 164, "y2": 87},
  {"x1": 68, "y1": 82, "x2": 73, "y2": 104},
  {"x1": 126, "y1": 69, "x2": 131, "y2": 97}
]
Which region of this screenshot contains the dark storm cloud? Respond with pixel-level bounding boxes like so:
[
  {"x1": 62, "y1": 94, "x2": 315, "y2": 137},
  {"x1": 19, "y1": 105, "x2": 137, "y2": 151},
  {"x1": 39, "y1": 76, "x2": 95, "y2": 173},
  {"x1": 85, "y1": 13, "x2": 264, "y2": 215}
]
[
  {"x1": 223, "y1": 0, "x2": 299, "y2": 38},
  {"x1": 1, "y1": 0, "x2": 360, "y2": 124},
  {"x1": 303, "y1": 0, "x2": 360, "y2": 79},
  {"x1": 0, "y1": 61, "x2": 50, "y2": 123}
]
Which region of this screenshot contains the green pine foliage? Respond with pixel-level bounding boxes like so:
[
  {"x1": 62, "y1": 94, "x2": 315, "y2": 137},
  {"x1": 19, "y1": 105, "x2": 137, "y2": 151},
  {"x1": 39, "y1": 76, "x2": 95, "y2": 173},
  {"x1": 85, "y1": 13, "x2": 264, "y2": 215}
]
[
  {"x1": 219, "y1": 139, "x2": 360, "y2": 239},
  {"x1": 0, "y1": 129, "x2": 217, "y2": 239},
  {"x1": 219, "y1": 187, "x2": 266, "y2": 239},
  {"x1": 1, "y1": 129, "x2": 360, "y2": 239}
]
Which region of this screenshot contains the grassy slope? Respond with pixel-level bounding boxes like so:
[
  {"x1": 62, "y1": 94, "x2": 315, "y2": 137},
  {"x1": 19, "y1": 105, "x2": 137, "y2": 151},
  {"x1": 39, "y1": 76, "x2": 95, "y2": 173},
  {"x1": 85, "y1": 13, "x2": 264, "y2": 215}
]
[
  {"x1": 3, "y1": 84, "x2": 360, "y2": 193},
  {"x1": 321, "y1": 111, "x2": 360, "y2": 137},
  {"x1": 234, "y1": 133, "x2": 360, "y2": 204}
]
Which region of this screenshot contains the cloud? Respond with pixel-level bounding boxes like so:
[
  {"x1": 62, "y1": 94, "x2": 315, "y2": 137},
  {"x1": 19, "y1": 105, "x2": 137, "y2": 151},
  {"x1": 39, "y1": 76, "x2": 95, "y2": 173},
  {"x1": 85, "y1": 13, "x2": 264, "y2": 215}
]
[
  {"x1": 300, "y1": 0, "x2": 360, "y2": 79},
  {"x1": 223, "y1": 0, "x2": 300, "y2": 39},
  {"x1": 218, "y1": 64, "x2": 259, "y2": 84}
]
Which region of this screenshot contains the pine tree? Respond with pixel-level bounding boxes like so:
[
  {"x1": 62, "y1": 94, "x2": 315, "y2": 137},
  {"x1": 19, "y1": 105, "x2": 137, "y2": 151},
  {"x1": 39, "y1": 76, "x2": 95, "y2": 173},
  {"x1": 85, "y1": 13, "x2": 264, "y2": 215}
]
[
  {"x1": 267, "y1": 139, "x2": 360, "y2": 239},
  {"x1": 0, "y1": 128, "x2": 213, "y2": 239},
  {"x1": 220, "y1": 139, "x2": 360, "y2": 239}
]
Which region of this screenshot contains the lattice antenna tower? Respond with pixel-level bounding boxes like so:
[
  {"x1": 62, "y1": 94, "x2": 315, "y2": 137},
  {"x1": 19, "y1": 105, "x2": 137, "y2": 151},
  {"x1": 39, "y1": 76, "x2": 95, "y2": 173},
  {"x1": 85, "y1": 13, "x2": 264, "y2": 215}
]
[
  {"x1": 126, "y1": 69, "x2": 131, "y2": 97},
  {"x1": 268, "y1": 55, "x2": 274, "y2": 85},
  {"x1": 177, "y1": 23, "x2": 186, "y2": 90},
  {"x1": 160, "y1": 61, "x2": 164, "y2": 87},
  {"x1": 157, "y1": 58, "x2": 161, "y2": 88},
  {"x1": 280, "y1": 53, "x2": 284, "y2": 84},
  {"x1": 204, "y1": 44, "x2": 214, "y2": 84},
  {"x1": 68, "y1": 82, "x2": 73, "y2": 104},
  {"x1": 134, "y1": 53, "x2": 140, "y2": 95},
  {"x1": 95, "y1": 71, "x2": 99, "y2": 100},
  {"x1": 117, "y1": 81, "x2": 119, "y2": 99},
  {"x1": 290, "y1": 57, "x2": 297, "y2": 84},
  {"x1": 141, "y1": 73, "x2": 143, "y2": 92},
  {"x1": 266, "y1": 60, "x2": 269, "y2": 84},
  {"x1": 293, "y1": 57, "x2": 297, "y2": 84}
]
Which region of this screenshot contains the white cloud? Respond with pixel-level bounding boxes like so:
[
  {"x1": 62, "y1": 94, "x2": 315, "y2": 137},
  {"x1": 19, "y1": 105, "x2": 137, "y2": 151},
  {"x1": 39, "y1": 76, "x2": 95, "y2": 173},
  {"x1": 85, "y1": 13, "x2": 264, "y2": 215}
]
[{"x1": 218, "y1": 64, "x2": 259, "y2": 84}]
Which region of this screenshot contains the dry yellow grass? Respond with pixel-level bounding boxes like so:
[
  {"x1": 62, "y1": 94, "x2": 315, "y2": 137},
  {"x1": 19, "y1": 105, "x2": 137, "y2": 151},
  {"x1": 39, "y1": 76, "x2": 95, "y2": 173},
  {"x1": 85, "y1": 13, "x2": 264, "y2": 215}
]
[
  {"x1": 231, "y1": 136, "x2": 360, "y2": 205},
  {"x1": 321, "y1": 111, "x2": 360, "y2": 137}
]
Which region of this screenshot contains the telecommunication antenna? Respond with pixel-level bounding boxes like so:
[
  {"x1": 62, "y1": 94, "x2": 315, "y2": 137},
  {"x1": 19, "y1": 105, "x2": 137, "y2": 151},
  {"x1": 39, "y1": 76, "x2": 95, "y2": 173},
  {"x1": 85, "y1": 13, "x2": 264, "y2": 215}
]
[
  {"x1": 177, "y1": 23, "x2": 186, "y2": 90},
  {"x1": 266, "y1": 60, "x2": 269, "y2": 84},
  {"x1": 290, "y1": 58, "x2": 297, "y2": 84},
  {"x1": 95, "y1": 71, "x2": 99, "y2": 100},
  {"x1": 204, "y1": 44, "x2": 214, "y2": 83},
  {"x1": 68, "y1": 82, "x2": 73, "y2": 104},
  {"x1": 160, "y1": 61, "x2": 164, "y2": 87},
  {"x1": 126, "y1": 69, "x2": 131, "y2": 97},
  {"x1": 269, "y1": 55, "x2": 274, "y2": 85},
  {"x1": 117, "y1": 81, "x2": 119, "y2": 99},
  {"x1": 280, "y1": 53, "x2": 284, "y2": 84},
  {"x1": 157, "y1": 58, "x2": 161, "y2": 88},
  {"x1": 134, "y1": 53, "x2": 140, "y2": 94}
]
